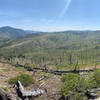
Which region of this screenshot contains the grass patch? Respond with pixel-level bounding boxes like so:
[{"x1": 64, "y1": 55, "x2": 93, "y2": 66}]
[{"x1": 0, "y1": 85, "x2": 9, "y2": 92}]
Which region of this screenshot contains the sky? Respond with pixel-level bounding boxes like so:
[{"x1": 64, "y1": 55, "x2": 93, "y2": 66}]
[{"x1": 0, "y1": 0, "x2": 100, "y2": 32}]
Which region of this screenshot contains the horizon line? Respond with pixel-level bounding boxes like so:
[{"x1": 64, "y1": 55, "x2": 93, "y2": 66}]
[{"x1": 1, "y1": 26, "x2": 100, "y2": 32}]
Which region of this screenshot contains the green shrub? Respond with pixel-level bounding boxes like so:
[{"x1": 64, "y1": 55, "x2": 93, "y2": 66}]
[
  {"x1": 61, "y1": 73, "x2": 88, "y2": 99},
  {"x1": 8, "y1": 73, "x2": 35, "y2": 87},
  {"x1": 61, "y1": 73, "x2": 79, "y2": 96},
  {"x1": 78, "y1": 77, "x2": 88, "y2": 91},
  {"x1": 88, "y1": 69, "x2": 100, "y2": 88},
  {"x1": 24, "y1": 64, "x2": 35, "y2": 69}
]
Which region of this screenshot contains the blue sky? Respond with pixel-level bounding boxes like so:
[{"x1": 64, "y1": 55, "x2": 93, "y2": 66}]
[{"x1": 0, "y1": 0, "x2": 100, "y2": 31}]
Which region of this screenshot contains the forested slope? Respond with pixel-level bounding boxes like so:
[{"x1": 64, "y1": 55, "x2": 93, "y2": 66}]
[{"x1": 0, "y1": 30, "x2": 100, "y2": 67}]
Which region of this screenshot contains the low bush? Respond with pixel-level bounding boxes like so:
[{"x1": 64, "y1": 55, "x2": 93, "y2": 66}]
[
  {"x1": 8, "y1": 73, "x2": 35, "y2": 87},
  {"x1": 61, "y1": 73, "x2": 88, "y2": 99},
  {"x1": 88, "y1": 69, "x2": 100, "y2": 88}
]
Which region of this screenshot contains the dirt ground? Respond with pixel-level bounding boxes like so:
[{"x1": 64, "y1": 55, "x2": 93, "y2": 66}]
[
  {"x1": 0, "y1": 62, "x2": 99, "y2": 100},
  {"x1": 0, "y1": 62, "x2": 62, "y2": 100}
]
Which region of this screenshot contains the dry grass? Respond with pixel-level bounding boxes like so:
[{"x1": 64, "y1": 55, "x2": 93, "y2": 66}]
[{"x1": 0, "y1": 62, "x2": 32, "y2": 86}]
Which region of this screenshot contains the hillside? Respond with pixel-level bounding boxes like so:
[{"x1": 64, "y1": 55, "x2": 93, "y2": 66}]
[
  {"x1": 0, "y1": 30, "x2": 100, "y2": 67},
  {"x1": 0, "y1": 26, "x2": 27, "y2": 39},
  {"x1": 1, "y1": 29, "x2": 100, "y2": 100},
  {"x1": 0, "y1": 26, "x2": 42, "y2": 40}
]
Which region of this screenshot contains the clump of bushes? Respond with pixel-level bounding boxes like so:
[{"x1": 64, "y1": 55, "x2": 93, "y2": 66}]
[
  {"x1": 8, "y1": 73, "x2": 35, "y2": 87},
  {"x1": 88, "y1": 69, "x2": 100, "y2": 89},
  {"x1": 61, "y1": 73, "x2": 88, "y2": 99},
  {"x1": 60, "y1": 70, "x2": 100, "y2": 99}
]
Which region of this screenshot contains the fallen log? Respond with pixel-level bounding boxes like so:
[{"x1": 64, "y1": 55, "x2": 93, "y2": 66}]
[
  {"x1": 86, "y1": 88, "x2": 100, "y2": 98},
  {"x1": 38, "y1": 75, "x2": 48, "y2": 81},
  {"x1": 32, "y1": 68, "x2": 94, "y2": 75},
  {"x1": 15, "y1": 81, "x2": 45, "y2": 100}
]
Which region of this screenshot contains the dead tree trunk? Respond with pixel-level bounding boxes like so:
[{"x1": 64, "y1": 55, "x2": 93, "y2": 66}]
[
  {"x1": 69, "y1": 54, "x2": 72, "y2": 65},
  {"x1": 15, "y1": 81, "x2": 45, "y2": 100}
]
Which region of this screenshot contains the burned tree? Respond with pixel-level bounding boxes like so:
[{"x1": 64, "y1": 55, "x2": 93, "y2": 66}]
[{"x1": 15, "y1": 81, "x2": 45, "y2": 100}]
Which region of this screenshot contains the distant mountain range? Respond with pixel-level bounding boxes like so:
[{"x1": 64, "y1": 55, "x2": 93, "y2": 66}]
[
  {"x1": 0, "y1": 27, "x2": 100, "y2": 56},
  {"x1": 1, "y1": 26, "x2": 100, "y2": 40},
  {"x1": 0, "y1": 26, "x2": 100, "y2": 65},
  {"x1": 0, "y1": 26, "x2": 41, "y2": 39},
  {"x1": 25, "y1": 30, "x2": 41, "y2": 34}
]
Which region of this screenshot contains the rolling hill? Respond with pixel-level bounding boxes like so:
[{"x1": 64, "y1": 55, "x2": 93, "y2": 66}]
[
  {"x1": 0, "y1": 28, "x2": 100, "y2": 66},
  {"x1": 0, "y1": 26, "x2": 42, "y2": 40},
  {"x1": 0, "y1": 26, "x2": 26, "y2": 39}
]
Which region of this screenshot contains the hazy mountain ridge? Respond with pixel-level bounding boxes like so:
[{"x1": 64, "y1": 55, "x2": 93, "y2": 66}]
[
  {"x1": 0, "y1": 26, "x2": 42, "y2": 39},
  {"x1": 0, "y1": 29, "x2": 100, "y2": 57},
  {"x1": 0, "y1": 26, "x2": 26, "y2": 39}
]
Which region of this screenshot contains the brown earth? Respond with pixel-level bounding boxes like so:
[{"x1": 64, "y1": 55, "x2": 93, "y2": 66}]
[{"x1": 0, "y1": 62, "x2": 62, "y2": 100}]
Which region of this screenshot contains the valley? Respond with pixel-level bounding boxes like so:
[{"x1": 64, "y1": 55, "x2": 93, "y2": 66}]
[{"x1": 0, "y1": 26, "x2": 100, "y2": 100}]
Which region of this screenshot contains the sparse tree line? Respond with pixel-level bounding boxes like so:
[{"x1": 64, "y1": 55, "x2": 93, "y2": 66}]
[{"x1": 0, "y1": 49, "x2": 99, "y2": 71}]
